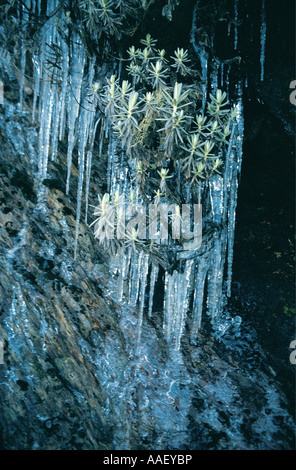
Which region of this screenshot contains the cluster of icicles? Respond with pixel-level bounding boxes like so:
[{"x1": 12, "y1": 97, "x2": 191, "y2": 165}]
[
  {"x1": 16, "y1": 0, "x2": 262, "y2": 349},
  {"x1": 20, "y1": 0, "x2": 99, "y2": 257},
  {"x1": 109, "y1": 89, "x2": 244, "y2": 349},
  {"x1": 191, "y1": 0, "x2": 267, "y2": 112}
]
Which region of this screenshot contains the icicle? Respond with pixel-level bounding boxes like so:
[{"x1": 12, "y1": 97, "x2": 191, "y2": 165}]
[
  {"x1": 220, "y1": 62, "x2": 224, "y2": 88},
  {"x1": 129, "y1": 250, "x2": 144, "y2": 306},
  {"x1": 84, "y1": 148, "x2": 93, "y2": 221},
  {"x1": 117, "y1": 252, "x2": 127, "y2": 303},
  {"x1": 173, "y1": 271, "x2": 185, "y2": 350},
  {"x1": 83, "y1": 64, "x2": 97, "y2": 223},
  {"x1": 108, "y1": 136, "x2": 127, "y2": 197},
  {"x1": 37, "y1": 45, "x2": 45, "y2": 124},
  {"x1": 33, "y1": 0, "x2": 38, "y2": 15},
  {"x1": 88, "y1": 57, "x2": 96, "y2": 87},
  {"x1": 122, "y1": 166, "x2": 129, "y2": 199},
  {"x1": 50, "y1": 85, "x2": 60, "y2": 161},
  {"x1": 184, "y1": 182, "x2": 192, "y2": 204},
  {"x1": 226, "y1": 65, "x2": 231, "y2": 101},
  {"x1": 163, "y1": 260, "x2": 194, "y2": 350},
  {"x1": 235, "y1": 81, "x2": 244, "y2": 176},
  {"x1": 47, "y1": 0, "x2": 57, "y2": 14},
  {"x1": 85, "y1": 118, "x2": 102, "y2": 223},
  {"x1": 209, "y1": 174, "x2": 224, "y2": 225},
  {"x1": 137, "y1": 254, "x2": 150, "y2": 349},
  {"x1": 38, "y1": 81, "x2": 54, "y2": 180},
  {"x1": 223, "y1": 86, "x2": 244, "y2": 297},
  {"x1": 210, "y1": 61, "x2": 219, "y2": 95},
  {"x1": 191, "y1": 255, "x2": 208, "y2": 343},
  {"x1": 163, "y1": 271, "x2": 175, "y2": 343},
  {"x1": 226, "y1": 184, "x2": 238, "y2": 297},
  {"x1": 32, "y1": 53, "x2": 41, "y2": 122},
  {"x1": 118, "y1": 150, "x2": 130, "y2": 198},
  {"x1": 107, "y1": 131, "x2": 116, "y2": 193},
  {"x1": 58, "y1": 39, "x2": 69, "y2": 142},
  {"x1": 73, "y1": 59, "x2": 97, "y2": 253},
  {"x1": 66, "y1": 39, "x2": 85, "y2": 195},
  {"x1": 37, "y1": 0, "x2": 41, "y2": 15},
  {"x1": 74, "y1": 97, "x2": 92, "y2": 259},
  {"x1": 234, "y1": 0, "x2": 239, "y2": 50},
  {"x1": 117, "y1": 50, "x2": 123, "y2": 82},
  {"x1": 148, "y1": 263, "x2": 159, "y2": 317},
  {"x1": 19, "y1": 39, "x2": 26, "y2": 110},
  {"x1": 260, "y1": 0, "x2": 266, "y2": 81},
  {"x1": 200, "y1": 49, "x2": 208, "y2": 114},
  {"x1": 226, "y1": 149, "x2": 239, "y2": 297},
  {"x1": 118, "y1": 247, "x2": 132, "y2": 302},
  {"x1": 207, "y1": 235, "x2": 224, "y2": 320},
  {"x1": 34, "y1": 9, "x2": 60, "y2": 180},
  {"x1": 174, "y1": 260, "x2": 194, "y2": 351},
  {"x1": 223, "y1": 122, "x2": 237, "y2": 223},
  {"x1": 42, "y1": 89, "x2": 54, "y2": 177}
]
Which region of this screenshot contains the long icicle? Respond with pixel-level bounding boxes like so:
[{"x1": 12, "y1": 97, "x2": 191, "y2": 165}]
[
  {"x1": 260, "y1": 0, "x2": 267, "y2": 81},
  {"x1": 83, "y1": 58, "x2": 97, "y2": 224},
  {"x1": 226, "y1": 83, "x2": 244, "y2": 296},
  {"x1": 85, "y1": 118, "x2": 104, "y2": 224},
  {"x1": 66, "y1": 38, "x2": 85, "y2": 195},
  {"x1": 74, "y1": 99, "x2": 92, "y2": 259},
  {"x1": 58, "y1": 38, "x2": 69, "y2": 142},
  {"x1": 137, "y1": 254, "x2": 150, "y2": 350},
  {"x1": 234, "y1": 0, "x2": 239, "y2": 50},
  {"x1": 148, "y1": 263, "x2": 159, "y2": 317},
  {"x1": 174, "y1": 259, "x2": 194, "y2": 351},
  {"x1": 129, "y1": 250, "x2": 144, "y2": 307},
  {"x1": 73, "y1": 58, "x2": 97, "y2": 256},
  {"x1": 207, "y1": 235, "x2": 224, "y2": 320},
  {"x1": 19, "y1": 39, "x2": 26, "y2": 110},
  {"x1": 32, "y1": 53, "x2": 41, "y2": 122},
  {"x1": 50, "y1": 82, "x2": 60, "y2": 162},
  {"x1": 163, "y1": 271, "x2": 174, "y2": 343},
  {"x1": 191, "y1": 256, "x2": 208, "y2": 343}
]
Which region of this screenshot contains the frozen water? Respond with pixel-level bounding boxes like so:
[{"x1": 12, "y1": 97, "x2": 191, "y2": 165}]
[
  {"x1": 234, "y1": 0, "x2": 239, "y2": 50},
  {"x1": 12, "y1": 2, "x2": 245, "y2": 346},
  {"x1": 260, "y1": 0, "x2": 267, "y2": 81}
]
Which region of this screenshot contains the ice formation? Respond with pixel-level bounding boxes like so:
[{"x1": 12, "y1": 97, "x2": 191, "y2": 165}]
[
  {"x1": 29, "y1": 2, "x2": 99, "y2": 256},
  {"x1": 106, "y1": 83, "x2": 244, "y2": 349},
  {"x1": 234, "y1": 0, "x2": 239, "y2": 51},
  {"x1": 15, "y1": 0, "x2": 247, "y2": 349},
  {"x1": 260, "y1": 0, "x2": 267, "y2": 81}
]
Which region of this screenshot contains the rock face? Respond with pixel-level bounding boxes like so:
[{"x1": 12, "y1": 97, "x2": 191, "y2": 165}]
[
  {"x1": 0, "y1": 0, "x2": 295, "y2": 448},
  {"x1": 0, "y1": 89, "x2": 295, "y2": 450},
  {"x1": 0, "y1": 101, "x2": 120, "y2": 450}
]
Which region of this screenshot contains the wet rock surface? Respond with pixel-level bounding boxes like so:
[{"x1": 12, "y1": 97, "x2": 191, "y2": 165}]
[
  {"x1": 0, "y1": 94, "x2": 295, "y2": 450},
  {"x1": 0, "y1": 0, "x2": 295, "y2": 449}
]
